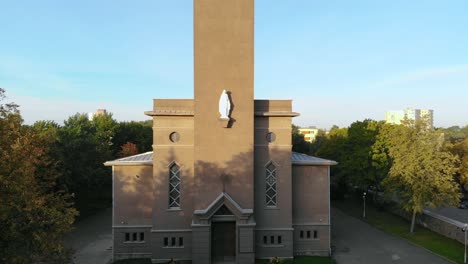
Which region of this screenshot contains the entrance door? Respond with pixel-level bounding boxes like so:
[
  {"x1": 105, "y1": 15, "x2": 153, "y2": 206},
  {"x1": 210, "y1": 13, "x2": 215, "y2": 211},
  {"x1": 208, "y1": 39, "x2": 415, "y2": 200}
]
[{"x1": 211, "y1": 222, "x2": 236, "y2": 263}]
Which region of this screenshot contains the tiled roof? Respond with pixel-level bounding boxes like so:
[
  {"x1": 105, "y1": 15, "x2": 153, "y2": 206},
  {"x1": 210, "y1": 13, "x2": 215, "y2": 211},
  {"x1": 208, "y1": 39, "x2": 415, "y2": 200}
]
[
  {"x1": 291, "y1": 152, "x2": 338, "y2": 166},
  {"x1": 104, "y1": 151, "x2": 337, "y2": 166},
  {"x1": 103, "y1": 152, "x2": 153, "y2": 166}
]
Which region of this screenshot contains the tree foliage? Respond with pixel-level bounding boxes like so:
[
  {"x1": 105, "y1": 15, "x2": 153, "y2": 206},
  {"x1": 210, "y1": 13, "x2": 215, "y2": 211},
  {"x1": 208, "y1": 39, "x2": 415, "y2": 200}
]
[
  {"x1": 57, "y1": 113, "x2": 116, "y2": 215},
  {"x1": 118, "y1": 142, "x2": 139, "y2": 158},
  {"x1": 450, "y1": 138, "x2": 468, "y2": 186},
  {"x1": 113, "y1": 120, "x2": 152, "y2": 154},
  {"x1": 0, "y1": 88, "x2": 78, "y2": 263},
  {"x1": 382, "y1": 119, "x2": 460, "y2": 232},
  {"x1": 292, "y1": 124, "x2": 311, "y2": 154},
  {"x1": 342, "y1": 120, "x2": 385, "y2": 190}
]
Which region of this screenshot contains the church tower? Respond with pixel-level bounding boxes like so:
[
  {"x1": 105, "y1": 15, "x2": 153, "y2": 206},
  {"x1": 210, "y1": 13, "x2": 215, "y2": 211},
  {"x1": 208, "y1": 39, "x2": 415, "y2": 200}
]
[
  {"x1": 193, "y1": 0, "x2": 254, "y2": 213},
  {"x1": 191, "y1": 1, "x2": 256, "y2": 263}
]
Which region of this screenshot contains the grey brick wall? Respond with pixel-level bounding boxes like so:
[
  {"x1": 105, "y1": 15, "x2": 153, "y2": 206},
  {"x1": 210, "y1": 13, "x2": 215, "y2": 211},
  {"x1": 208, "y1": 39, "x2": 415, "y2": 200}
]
[
  {"x1": 151, "y1": 230, "x2": 192, "y2": 261},
  {"x1": 255, "y1": 229, "x2": 293, "y2": 259},
  {"x1": 192, "y1": 225, "x2": 211, "y2": 264},
  {"x1": 293, "y1": 225, "x2": 330, "y2": 256},
  {"x1": 113, "y1": 227, "x2": 152, "y2": 260}
]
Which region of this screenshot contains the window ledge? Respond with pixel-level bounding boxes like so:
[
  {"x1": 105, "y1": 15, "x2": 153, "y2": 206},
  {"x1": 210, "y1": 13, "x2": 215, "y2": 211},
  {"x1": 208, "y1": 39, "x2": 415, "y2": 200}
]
[
  {"x1": 162, "y1": 246, "x2": 185, "y2": 249},
  {"x1": 123, "y1": 241, "x2": 146, "y2": 244},
  {"x1": 259, "y1": 244, "x2": 285, "y2": 248}
]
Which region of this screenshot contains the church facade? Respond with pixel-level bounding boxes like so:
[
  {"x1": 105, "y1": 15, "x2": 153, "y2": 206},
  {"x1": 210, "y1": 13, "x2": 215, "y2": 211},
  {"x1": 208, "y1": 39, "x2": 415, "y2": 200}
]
[{"x1": 104, "y1": 0, "x2": 336, "y2": 263}]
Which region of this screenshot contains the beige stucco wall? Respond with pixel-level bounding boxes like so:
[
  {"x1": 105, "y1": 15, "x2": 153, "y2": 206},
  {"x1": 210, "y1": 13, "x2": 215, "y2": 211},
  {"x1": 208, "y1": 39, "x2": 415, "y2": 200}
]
[
  {"x1": 292, "y1": 166, "x2": 329, "y2": 224},
  {"x1": 254, "y1": 100, "x2": 295, "y2": 259},
  {"x1": 113, "y1": 165, "x2": 153, "y2": 226},
  {"x1": 151, "y1": 101, "x2": 195, "y2": 230},
  {"x1": 292, "y1": 165, "x2": 330, "y2": 256},
  {"x1": 254, "y1": 115, "x2": 293, "y2": 228}
]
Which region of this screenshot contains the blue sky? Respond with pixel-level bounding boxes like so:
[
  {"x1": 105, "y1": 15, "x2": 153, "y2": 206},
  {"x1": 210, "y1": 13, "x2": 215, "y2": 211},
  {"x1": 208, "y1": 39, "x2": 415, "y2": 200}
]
[{"x1": 1, "y1": 0, "x2": 467, "y2": 129}]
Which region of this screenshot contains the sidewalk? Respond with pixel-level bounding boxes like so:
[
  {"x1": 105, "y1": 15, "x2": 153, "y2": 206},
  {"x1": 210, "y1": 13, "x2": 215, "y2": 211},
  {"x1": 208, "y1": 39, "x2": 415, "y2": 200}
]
[
  {"x1": 64, "y1": 208, "x2": 113, "y2": 264},
  {"x1": 332, "y1": 207, "x2": 453, "y2": 264}
]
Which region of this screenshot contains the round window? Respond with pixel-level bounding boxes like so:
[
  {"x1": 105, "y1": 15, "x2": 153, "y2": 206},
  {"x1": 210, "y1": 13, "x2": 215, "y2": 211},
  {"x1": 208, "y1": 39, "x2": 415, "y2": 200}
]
[
  {"x1": 266, "y1": 132, "x2": 276, "y2": 143},
  {"x1": 169, "y1": 132, "x2": 180, "y2": 143}
]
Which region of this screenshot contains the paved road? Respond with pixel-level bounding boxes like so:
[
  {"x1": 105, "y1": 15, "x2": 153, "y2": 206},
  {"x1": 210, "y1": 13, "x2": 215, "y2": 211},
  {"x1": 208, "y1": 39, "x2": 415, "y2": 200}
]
[
  {"x1": 64, "y1": 208, "x2": 113, "y2": 264},
  {"x1": 331, "y1": 208, "x2": 453, "y2": 264},
  {"x1": 427, "y1": 206, "x2": 468, "y2": 223}
]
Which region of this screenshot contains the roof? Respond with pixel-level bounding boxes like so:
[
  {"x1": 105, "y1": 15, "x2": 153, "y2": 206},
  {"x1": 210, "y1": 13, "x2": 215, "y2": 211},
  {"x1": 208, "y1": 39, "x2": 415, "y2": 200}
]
[
  {"x1": 291, "y1": 152, "x2": 338, "y2": 166},
  {"x1": 104, "y1": 151, "x2": 336, "y2": 167},
  {"x1": 103, "y1": 152, "x2": 153, "y2": 166}
]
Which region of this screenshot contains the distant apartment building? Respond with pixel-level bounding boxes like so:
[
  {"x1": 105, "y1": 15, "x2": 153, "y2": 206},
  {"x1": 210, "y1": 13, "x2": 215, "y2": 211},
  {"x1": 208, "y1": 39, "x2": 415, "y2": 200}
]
[
  {"x1": 299, "y1": 127, "x2": 319, "y2": 143},
  {"x1": 385, "y1": 108, "x2": 434, "y2": 127},
  {"x1": 88, "y1": 109, "x2": 108, "y2": 120}
]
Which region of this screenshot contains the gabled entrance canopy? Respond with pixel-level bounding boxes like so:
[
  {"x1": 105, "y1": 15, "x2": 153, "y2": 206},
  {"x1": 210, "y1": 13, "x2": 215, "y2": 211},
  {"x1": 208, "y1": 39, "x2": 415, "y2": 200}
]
[{"x1": 194, "y1": 192, "x2": 253, "y2": 222}]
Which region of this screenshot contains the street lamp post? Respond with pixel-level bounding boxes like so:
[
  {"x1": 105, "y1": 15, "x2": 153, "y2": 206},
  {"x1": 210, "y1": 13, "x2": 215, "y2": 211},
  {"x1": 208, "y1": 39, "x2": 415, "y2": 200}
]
[
  {"x1": 464, "y1": 223, "x2": 467, "y2": 264},
  {"x1": 363, "y1": 192, "x2": 367, "y2": 218}
]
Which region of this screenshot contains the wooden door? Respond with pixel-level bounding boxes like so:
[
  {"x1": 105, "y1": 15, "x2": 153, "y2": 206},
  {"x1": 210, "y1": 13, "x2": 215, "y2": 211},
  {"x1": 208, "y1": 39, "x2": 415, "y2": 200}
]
[{"x1": 211, "y1": 222, "x2": 236, "y2": 262}]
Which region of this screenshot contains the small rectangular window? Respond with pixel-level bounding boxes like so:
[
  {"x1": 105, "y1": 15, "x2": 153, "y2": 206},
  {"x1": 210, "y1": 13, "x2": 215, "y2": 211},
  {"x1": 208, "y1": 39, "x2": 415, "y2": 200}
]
[
  {"x1": 270, "y1": 236, "x2": 274, "y2": 244},
  {"x1": 125, "y1": 233, "x2": 130, "y2": 241},
  {"x1": 263, "y1": 236, "x2": 267, "y2": 244},
  {"x1": 314, "y1": 230, "x2": 318, "y2": 239},
  {"x1": 171, "y1": 237, "x2": 176, "y2": 247},
  {"x1": 278, "y1": 236, "x2": 282, "y2": 244},
  {"x1": 140, "y1": 232, "x2": 145, "y2": 241},
  {"x1": 307, "y1": 230, "x2": 311, "y2": 239},
  {"x1": 300, "y1": 230, "x2": 304, "y2": 238},
  {"x1": 164, "y1": 237, "x2": 168, "y2": 246},
  {"x1": 179, "y1": 237, "x2": 184, "y2": 247},
  {"x1": 132, "y1": 233, "x2": 137, "y2": 241}
]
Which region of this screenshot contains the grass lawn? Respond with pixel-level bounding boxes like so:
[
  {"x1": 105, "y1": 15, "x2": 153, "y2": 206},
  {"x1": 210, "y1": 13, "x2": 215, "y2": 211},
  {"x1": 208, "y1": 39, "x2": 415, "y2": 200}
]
[
  {"x1": 112, "y1": 257, "x2": 334, "y2": 264},
  {"x1": 333, "y1": 198, "x2": 465, "y2": 264}
]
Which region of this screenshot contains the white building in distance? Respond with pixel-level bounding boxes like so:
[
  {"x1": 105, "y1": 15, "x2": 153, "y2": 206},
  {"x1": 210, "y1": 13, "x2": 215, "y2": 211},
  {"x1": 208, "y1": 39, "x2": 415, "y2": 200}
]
[
  {"x1": 298, "y1": 127, "x2": 320, "y2": 143},
  {"x1": 385, "y1": 108, "x2": 434, "y2": 127},
  {"x1": 88, "y1": 109, "x2": 108, "y2": 121}
]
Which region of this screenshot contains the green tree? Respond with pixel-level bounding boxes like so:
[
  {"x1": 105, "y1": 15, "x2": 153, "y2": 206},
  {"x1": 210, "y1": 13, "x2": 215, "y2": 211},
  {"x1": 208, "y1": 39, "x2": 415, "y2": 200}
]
[
  {"x1": 113, "y1": 120, "x2": 152, "y2": 154},
  {"x1": 383, "y1": 119, "x2": 460, "y2": 233},
  {"x1": 93, "y1": 113, "x2": 118, "y2": 161},
  {"x1": 57, "y1": 113, "x2": 116, "y2": 216},
  {"x1": 0, "y1": 88, "x2": 78, "y2": 263},
  {"x1": 316, "y1": 126, "x2": 348, "y2": 198},
  {"x1": 442, "y1": 125, "x2": 468, "y2": 143},
  {"x1": 450, "y1": 138, "x2": 468, "y2": 189},
  {"x1": 292, "y1": 124, "x2": 311, "y2": 154},
  {"x1": 370, "y1": 123, "x2": 394, "y2": 192},
  {"x1": 309, "y1": 129, "x2": 327, "y2": 155},
  {"x1": 342, "y1": 119, "x2": 385, "y2": 190}
]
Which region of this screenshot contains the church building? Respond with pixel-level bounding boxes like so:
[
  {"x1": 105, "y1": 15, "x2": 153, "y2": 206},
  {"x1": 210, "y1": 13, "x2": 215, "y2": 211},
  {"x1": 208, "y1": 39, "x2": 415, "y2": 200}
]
[{"x1": 104, "y1": 0, "x2": 337, "y2": 263}]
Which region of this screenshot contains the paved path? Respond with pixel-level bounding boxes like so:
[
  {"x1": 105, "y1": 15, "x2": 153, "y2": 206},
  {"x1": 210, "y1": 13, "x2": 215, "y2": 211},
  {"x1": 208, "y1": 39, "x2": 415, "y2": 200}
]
[
  {"x1": 427, "y1": 206, "x2": 468, "y2": 223},
  {"x1": 64, "y1": 208, "x2": 113, "y2": 264},
  {"x1": 331, "y1": 208, "x2": 453, "y2": 264}
]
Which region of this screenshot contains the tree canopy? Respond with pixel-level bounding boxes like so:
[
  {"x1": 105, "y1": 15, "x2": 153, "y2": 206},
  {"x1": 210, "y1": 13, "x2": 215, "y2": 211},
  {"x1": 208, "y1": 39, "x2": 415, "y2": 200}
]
[
  {"x1": 382, "y1": 119, "x2": 459, "y2": 232},
  {"x1": 0, "y1": 88, "x2": 78, "y2": 263}
]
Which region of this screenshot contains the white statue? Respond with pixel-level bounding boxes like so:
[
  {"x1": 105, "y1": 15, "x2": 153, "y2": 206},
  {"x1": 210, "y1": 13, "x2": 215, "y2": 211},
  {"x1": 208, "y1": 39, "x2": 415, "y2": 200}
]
[{"x1": 218, "y1": 89, "x2": 231, "y2": 119}]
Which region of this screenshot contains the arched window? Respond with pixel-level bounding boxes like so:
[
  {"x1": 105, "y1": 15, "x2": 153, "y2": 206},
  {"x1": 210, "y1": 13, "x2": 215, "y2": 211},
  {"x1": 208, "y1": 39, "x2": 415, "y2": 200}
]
[
  {"x1": 169, "y1": 163, "x2": 181, "y2": 208},
  {"x1": 265, "y1": 162, "x2": 277, "y2": 207}
]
